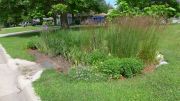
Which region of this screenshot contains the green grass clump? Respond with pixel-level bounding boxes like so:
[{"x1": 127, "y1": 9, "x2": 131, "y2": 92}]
[{"x1": 26, "y1": 36, "x2": 40, "y2": 50}]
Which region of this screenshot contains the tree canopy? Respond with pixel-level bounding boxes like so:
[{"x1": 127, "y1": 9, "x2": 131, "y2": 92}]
[
  {"x1": 108, "y1": 0, "x2": 179, "y2": 19},
  {"x1": 0, "y1": 0, "x2": 109, "y2": 27}
]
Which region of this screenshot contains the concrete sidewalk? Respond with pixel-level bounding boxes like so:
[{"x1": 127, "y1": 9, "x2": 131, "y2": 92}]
[
  {"x1": 0, "y1": 30, "x2": 41, "y2": 38},
  {"x1": 0, "y1": 45, "x2": 42, "y2": 101},
  {"x1": 0, "y1": 26, "x2": 60, "y2": 38}
]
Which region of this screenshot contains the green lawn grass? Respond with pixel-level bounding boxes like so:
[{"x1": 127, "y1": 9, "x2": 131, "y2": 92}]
[
  {"x1": 0, "y1": 26, "x2": 41, "y2": 34},
  {"x1": 0, "y1": 33, "x2": 39, "y2": 61},
  {"x1": 33, "y1": 24, "x2": 180, "y2": 101}
]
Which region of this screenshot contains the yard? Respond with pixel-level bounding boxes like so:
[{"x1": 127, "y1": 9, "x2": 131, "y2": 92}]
[
  {"x1": 0, "y1": 24, "x2": 179, "y2": 101},
  {"x1": 0, "y1": 0, "x2": 179, "y2": 101}
]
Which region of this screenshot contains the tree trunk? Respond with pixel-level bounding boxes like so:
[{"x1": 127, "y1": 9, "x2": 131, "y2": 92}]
[
  {"x1": 53, "y1": 14, "x2": 57, "y2": 26},
  {"x1": 72, "y1": 13, "x2": 75, "y2": 25},
  {"x1": 58, "y1": 0, "x2": 69, "y2": 28},
  {"x1": 61, "y1": 13, "x2": 69, "y2": 28}
]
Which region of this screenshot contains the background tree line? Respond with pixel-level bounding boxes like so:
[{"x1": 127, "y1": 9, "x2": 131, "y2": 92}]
[
  {"x1": 0, "y1": 0, "x2": 110, "y2": 28},
  {"x1": 108, "y1": 0, "x2": 180, "y2": 20}
]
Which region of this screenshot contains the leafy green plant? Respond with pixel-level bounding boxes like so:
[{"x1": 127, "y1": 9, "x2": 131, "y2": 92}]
[
  {"x1": 98, "y1": 58, "x2": 123, "y2": 79},
  {"x1": 85, "y1": 50, "x2": 107, "y2": 65},
  {"x1": 119, "y1": 58, "x2": 144, "y2": 78},
  {"x1": 99, "y1": 58, "x2": 144, "y2": 78}
]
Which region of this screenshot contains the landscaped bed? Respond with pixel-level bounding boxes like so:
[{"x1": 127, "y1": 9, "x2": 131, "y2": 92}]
[
  {"x1": 0, "y1": 21, "x2": 179, "y2": 100},
  {"x1": 33, "y1": 24, "x2": 180, "y2": 101},
  {"x1": 27, "y1": 17, "x2": 160, "y2": 78}
]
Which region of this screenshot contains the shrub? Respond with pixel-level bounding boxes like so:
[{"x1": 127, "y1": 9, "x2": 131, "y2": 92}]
[
  {"x1": 119, "y1": 58, "x2": 144, "y2": 78},
  {"x1": 98, "y1": 58, "x2": 123, "y2": 79},
  {"x1": 98, "y1": 58, "x2": 144, "y2": 78},
  {"x1": 68, "y1": 66, "x2": 107, "y2": 82}
]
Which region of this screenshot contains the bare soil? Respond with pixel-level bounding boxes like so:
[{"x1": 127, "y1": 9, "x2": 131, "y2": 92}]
[
  {"x1": 142, "y1": 64, "x2": 156, "y2": 73},
  {"x1": 28, "y1": 49, "x2": 72, "y2": 73}
]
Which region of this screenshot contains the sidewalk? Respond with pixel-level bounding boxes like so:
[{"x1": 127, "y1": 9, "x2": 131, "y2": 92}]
[
  {"x1": 0, "y1": 26, "x2": 60, "y2": 38},
  {"x1": 0, "y1": 45, "x2": 42, "y2": 101},
  {"x1": 0, "y1": 30, "x2": 41, "y2": 38}
]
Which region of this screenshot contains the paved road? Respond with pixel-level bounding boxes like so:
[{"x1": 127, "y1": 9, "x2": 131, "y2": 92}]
[{"x1": 0, "y1": 45, "x2": 40, "y2": 101}]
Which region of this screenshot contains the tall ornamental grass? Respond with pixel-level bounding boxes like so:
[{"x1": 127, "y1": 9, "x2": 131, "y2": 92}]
[
  {"x1": 39, "y1": 16, "x2": 161, "y2": 64},
  {"x1": 107, "y1": 17, "x2": 160, "y2": 63}
]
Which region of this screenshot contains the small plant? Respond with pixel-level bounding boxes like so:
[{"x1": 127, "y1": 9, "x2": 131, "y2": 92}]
[{"x1": 68, "y1": 66, "x2": 107, "y2": 82}]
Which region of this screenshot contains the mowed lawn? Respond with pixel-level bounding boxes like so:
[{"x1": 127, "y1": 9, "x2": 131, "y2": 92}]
[
  {"x1": 0, "y1": 33, "x2": 39, "y2": 61},
  {"x1": 0, "y1": 25, "x2": 179, "y2": 101},
  {"x1": 0, "y1": 26, "x2": 41, "y2": 34}
]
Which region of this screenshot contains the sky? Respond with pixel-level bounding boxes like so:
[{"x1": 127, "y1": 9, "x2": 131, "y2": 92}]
[{"x1": 105, "y1": 0, "x2": 116, "y2": 7}]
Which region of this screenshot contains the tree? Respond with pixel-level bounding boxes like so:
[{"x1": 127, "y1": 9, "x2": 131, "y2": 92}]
[
  {"x1": 117, "y1": 0, "x2": 151, "y2": 9},
  {"x1": 50, "y1": 0, "x2": 109, "y2": 28},
  {"x1": 49, "y1": 4, "x2": 68, "y2": 28},
  {"x1": 117, "y1": 0, "x2": 180, "y2": 12},
  {"x1": 108, "y1": 0, "x2": 178, "y2": 19},
  {"x1": 0, "y1": 0, "x2": 29, "y2": 27},
  {"x1": 0, "y1": 0, "x2": 109, "y2": 28},
  {"x1": 144, "y1": 5, "x2": 176, "y2": 19}
]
